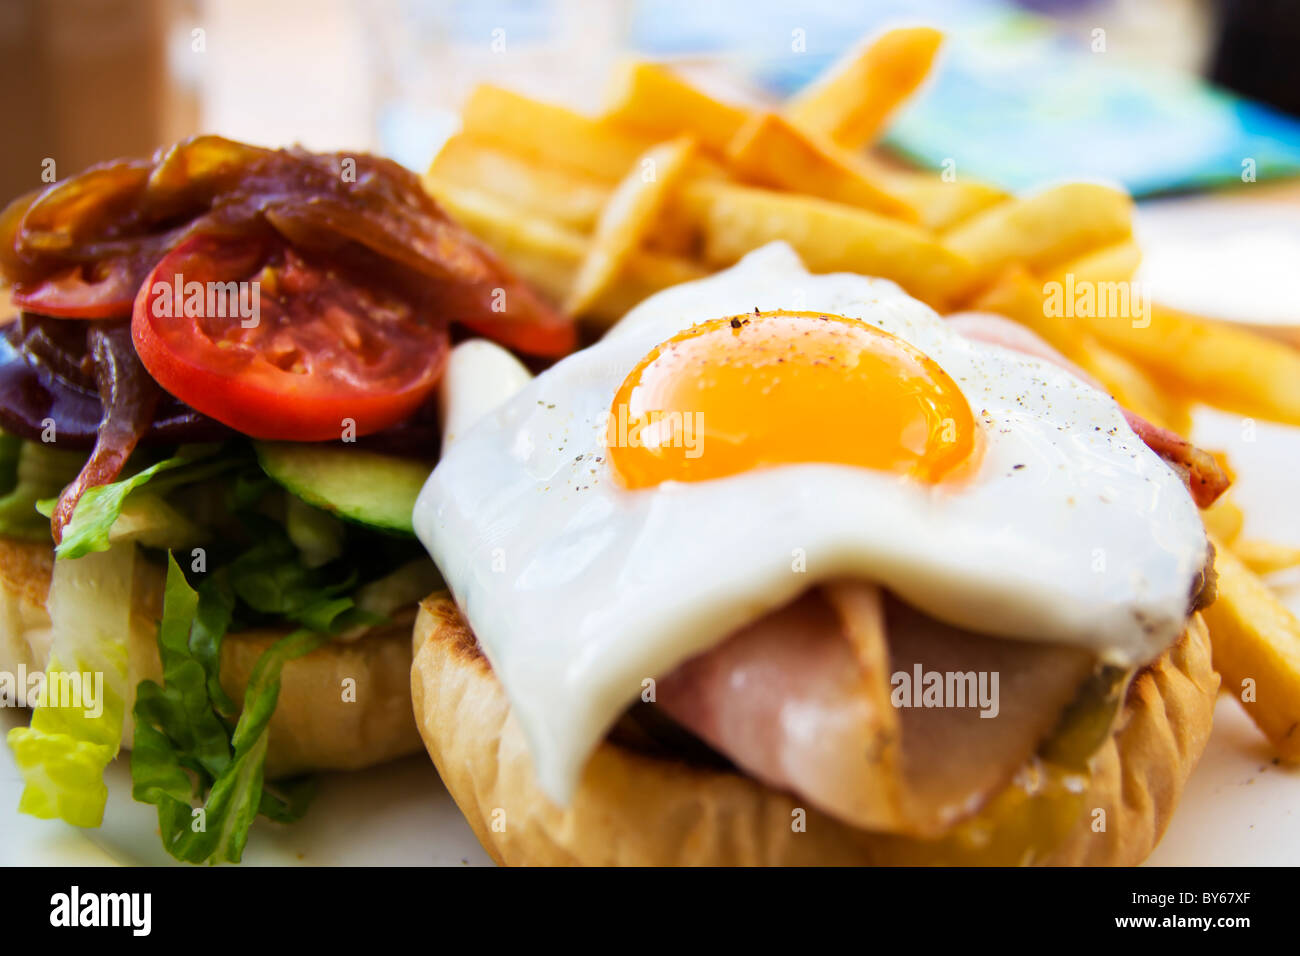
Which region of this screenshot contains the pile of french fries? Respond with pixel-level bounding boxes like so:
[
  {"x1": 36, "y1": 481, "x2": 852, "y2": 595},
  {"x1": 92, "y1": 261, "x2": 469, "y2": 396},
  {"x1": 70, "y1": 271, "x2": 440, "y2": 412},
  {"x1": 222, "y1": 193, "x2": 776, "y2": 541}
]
[{"x1": 423, "y1": 27, "x2": 1300, "y2": 761}]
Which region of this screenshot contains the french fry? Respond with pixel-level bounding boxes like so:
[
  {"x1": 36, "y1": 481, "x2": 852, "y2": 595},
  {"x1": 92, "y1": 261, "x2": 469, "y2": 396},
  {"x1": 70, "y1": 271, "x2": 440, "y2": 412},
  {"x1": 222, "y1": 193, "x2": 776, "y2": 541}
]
[
  {"x1": 786, "y1": 26, "x2": 944, "y2": 149},
  {"x1": 1041, "y1": 237, "x2": 1142, "y2": 286},
  {"x1": 944, "y1": 183, "x2": 1134, "y2": 295},
  {"x1": 426, "y1": 175, "x2": 585, "y2": 302},
  {"x1": 603, "y1": 253, "x2": 710, "y2": 323},
  {"x1": 725, "y1": 112, "x2": 916, "y2": 221},
  {"x1": 425, "y1": 176, "x2": 705, "y2": 324},
  {"x1": 603, "y1": 60, "x2": 751, "y2": 154},
  {"x1": 887, "y1": 173, "x2": 1009, "y2": 232},
  {"x1": 642, "y1": 193, "x2": 701, "y2": 258},
  {"x1": 1080, "y1": 303, "x2": 1300, "y2": 426},
  {"x1": 1203, "y1": 537, "x2": 1300, "y2": 760},
  {"x1": 566, "y1": 137, "x2": 697, "y2": 318},
  {"x1": 1201, "y1": 495, "x2": 1245, "y2": 546},
  {"x1": 969, "y1": 265, "x2": 1191, "y2": 433},
  {"x1": 1232, "y1": 539, "x2": 1300, "y2": 577},
  {"x1": 686, "y1": 152, "x2": 732, "y2": 181},
  {"x1": 430, "y1": 134, "x2": 611, "y2": 231},
  {"x1": 675, "y1": 179, "x2": 972, "y2": 310},
  {"x1": 460, "y1": 84, "x2": 652, "y2": 181}
]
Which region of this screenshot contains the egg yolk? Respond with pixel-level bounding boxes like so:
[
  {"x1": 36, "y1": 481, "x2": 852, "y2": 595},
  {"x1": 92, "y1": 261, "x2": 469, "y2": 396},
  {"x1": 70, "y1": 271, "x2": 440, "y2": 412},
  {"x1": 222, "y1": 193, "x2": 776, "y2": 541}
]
[{"x1": 607, "y1": 311, "x2": 982, "y2": 488}]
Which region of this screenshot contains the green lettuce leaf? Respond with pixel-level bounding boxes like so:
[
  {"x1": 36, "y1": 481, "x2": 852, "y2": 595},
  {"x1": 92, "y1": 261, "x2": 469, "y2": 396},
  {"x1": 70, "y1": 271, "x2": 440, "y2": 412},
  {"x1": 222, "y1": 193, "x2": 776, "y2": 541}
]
[
  {"x1": 48, "y1": 447, "x2": 238, "y2": 560},
  {"x1": 223, "y1": 515, "x2": 383, "y2": 632},
  {"x1": 130, "y1": 553, "x2": 369, "y2": 864},
  {"x1": 134, "y1": 556, "x2": 234, "y2": 781},
  {"x1": 6, "y1": 544, "x2": 136, "y2": 827},
  {"x1": 0, "y1": 437, "x2": 86, "y2": 542}
]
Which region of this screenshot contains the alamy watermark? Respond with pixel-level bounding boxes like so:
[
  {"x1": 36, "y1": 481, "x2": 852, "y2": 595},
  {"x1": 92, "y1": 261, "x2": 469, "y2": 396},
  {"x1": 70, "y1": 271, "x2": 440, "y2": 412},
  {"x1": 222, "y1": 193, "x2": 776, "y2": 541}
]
[
  {"x1": 149, "y1": 274, "x2": 260, "y2": 328},
  {"x1": 49, "y1": 886, "x2": 150, "y2": 936},
  {"x1": 606, "y1": 404, "x2": 704, "y2": 458},
  {"x1": 1043, "y1": 275, "x2": 1150, "y2": 329},
  {"x1": 891, "y1": 665, "x2": 1000, "y2": 718},
  {"x1": 0, "y1": 665, "x2": 103, "y2": 718}
]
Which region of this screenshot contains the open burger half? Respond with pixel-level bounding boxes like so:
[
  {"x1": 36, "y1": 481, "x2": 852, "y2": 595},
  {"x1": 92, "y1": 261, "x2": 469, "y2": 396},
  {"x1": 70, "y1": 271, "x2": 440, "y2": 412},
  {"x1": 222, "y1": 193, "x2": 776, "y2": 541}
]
[
  {"x1": 0, "y1": 136, "x2": 573, "y2": 863},
  {"x1": 411, "y1": 243, "x2": 1224, "y2": 866}
]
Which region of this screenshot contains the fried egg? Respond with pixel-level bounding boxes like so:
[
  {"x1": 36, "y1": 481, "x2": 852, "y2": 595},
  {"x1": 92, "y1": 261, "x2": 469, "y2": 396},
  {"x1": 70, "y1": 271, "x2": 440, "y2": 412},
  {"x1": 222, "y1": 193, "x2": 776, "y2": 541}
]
[{"x1": 414, "y1": 242, "x2": 1208, "y2": 803}]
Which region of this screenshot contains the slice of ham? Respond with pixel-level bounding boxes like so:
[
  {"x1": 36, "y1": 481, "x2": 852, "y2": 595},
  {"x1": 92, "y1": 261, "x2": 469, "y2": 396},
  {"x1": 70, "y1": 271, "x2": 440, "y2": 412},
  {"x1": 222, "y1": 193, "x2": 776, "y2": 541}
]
[
  {"x1": 657, "y1": 582, "x2": 1096, "y2": 837},
  {"x1": 945, "y1": 311, "x2": 1229, "y2": 507}
]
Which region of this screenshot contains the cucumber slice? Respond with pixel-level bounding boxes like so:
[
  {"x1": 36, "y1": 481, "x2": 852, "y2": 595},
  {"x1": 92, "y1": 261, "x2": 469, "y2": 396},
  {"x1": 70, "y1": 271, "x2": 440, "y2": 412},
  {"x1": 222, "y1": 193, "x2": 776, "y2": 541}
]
[{"x1": 254, "y1": 442, "x2": 431, "y2": 535}]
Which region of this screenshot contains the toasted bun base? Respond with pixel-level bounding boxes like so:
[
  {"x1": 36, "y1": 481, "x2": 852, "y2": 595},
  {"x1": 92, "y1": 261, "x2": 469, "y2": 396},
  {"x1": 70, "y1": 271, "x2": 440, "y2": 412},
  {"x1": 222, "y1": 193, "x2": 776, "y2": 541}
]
[
  {"x1": 412, "y1": 594, "x2": 1219, "y2": 866},
  {"x1": 0, "y1": 537, "x2": 421, "y2": 777}
]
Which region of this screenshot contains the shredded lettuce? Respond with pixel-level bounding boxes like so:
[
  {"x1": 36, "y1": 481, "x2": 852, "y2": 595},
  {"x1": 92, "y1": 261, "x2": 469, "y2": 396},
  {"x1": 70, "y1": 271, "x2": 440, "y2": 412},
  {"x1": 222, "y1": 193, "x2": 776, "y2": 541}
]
[
  {"x1": 1, "y1": 432, "x2": 430, "y2": 860},
  {"x1": 43, "y1": 446, "x2": 238, "y2": 560},
  {"x1": 285, "y1": 495, "x2": 345, "y2": 568},
  {"x1": 0, "y1": 437, "x2": 86, "y2": 541},
  {"x1": 354, "y1": 557, "x2": 443, "y2": 618},
  {"x1": 130, "y1": 552, "x2": 379, "y2": 864},
  {"x1": 6, "y1": 544, "x2": 136, "y2": 827}
]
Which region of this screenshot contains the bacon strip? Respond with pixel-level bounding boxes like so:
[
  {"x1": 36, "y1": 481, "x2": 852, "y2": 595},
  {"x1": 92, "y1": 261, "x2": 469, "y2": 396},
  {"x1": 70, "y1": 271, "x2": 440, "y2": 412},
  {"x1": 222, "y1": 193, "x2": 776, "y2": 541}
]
[{"x1": 1119, "y1": 410, "x2": 1229, "y2": 508}]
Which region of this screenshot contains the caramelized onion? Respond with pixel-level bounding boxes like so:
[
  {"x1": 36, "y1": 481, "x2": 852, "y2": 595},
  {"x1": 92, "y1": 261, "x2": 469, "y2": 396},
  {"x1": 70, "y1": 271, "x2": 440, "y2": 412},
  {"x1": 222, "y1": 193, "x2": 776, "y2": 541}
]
[
  {"x1": 0, "y1": 136, "x2": 572, "y2": 355},
  {"x1": 0, "y1": 316, "x2": 231, "y2": 448},
  {"x1": 50, "y1": 324, "x2": 162, "y2": 542}
]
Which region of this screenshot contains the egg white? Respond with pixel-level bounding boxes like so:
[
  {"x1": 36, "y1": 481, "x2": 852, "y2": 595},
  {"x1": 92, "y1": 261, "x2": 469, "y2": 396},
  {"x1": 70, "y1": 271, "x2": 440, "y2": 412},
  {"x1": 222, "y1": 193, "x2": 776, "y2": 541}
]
[{"x1": 414, "y1": 242, "x2": 1208, "y2": 804}]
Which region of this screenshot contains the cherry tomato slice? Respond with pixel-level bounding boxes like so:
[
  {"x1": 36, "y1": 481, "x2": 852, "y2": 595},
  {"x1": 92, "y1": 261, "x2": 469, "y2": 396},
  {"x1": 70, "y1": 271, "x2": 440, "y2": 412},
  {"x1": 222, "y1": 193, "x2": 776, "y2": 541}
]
[
  {"x1": 131, "y1": 233, "x2": 449, "y2": 441},
  {"x1": 11, "y1": 258, "x2": 139, "y2": 318}
]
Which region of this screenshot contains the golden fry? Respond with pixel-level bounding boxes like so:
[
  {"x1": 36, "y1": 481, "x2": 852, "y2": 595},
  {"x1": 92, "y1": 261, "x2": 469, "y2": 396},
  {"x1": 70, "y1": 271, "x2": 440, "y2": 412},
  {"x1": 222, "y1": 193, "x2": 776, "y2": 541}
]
[
  {"x1": 1201, "y1": 496, "x2": 1245, "y2": 546},
  {"x1": 603, "y1": 60, "x2": 751, "y2": 154},
  {"x1": 566, "y1": 137, "x2": 697, "y2": 318},
  {"x1": 426, "y1": 176, "x2": 585, "y2": 301},
  {"x1": 887, "y1": 172, "x2": 1009, "y2": 232},
  {"x1": 725, "y1": 112, "x2": 916, "y2": 220},
  {"x1": 1081, "y1": 304, "x2": 1300, "y2": 426},
  {"x1": 1232, "y1": 539, "x2": 1300, "y2": 577},
  {"x1": 786, "y1": 26, "x2": 944, "y2": 149},
  {"x1": 425, "y1": 176, "x2": 705, "y2": 324},
  {"x1": 1203, "y1": 538, "x2": 1300, "y2": 760},
  {"x1": 1041, "y1": 237, "x2": 1142, "y2": 286},
  {"x1": 430, "y1": 134, "x2": 611, "y2": 231},
  {"x1": 944, "y1": 183, "x2": 1134, "y2": 295},
  {"x1": 603, "y1": 253, "x2": 710, "y2": 322},
  {"x1": 968, "y1": 266, "x2": 1191, "y2": 433},
  {"x1": 460, "y1": 84, "x2": 652, "y2": 181},
  {"x1": 676, "y1": 179, "x2": 972, "y2": 309}
]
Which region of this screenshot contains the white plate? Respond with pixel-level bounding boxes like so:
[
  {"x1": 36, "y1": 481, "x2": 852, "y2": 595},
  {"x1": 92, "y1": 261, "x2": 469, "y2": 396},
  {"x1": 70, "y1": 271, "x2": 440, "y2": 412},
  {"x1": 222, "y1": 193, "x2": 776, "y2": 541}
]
[{"x1": 1137, "y1": 200, "x2": 1300, "y2": 331}]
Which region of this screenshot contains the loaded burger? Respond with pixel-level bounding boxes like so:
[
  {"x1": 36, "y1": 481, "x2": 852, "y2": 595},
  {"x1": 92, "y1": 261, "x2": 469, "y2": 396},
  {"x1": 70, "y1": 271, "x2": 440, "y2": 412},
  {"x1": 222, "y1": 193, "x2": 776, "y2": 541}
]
[
  {"x1": 411, "y1": 243, "x2": 1224, "y2": 866},
  {"x1": 0, "y1": 135, "x2": 573, "y2": 863}
]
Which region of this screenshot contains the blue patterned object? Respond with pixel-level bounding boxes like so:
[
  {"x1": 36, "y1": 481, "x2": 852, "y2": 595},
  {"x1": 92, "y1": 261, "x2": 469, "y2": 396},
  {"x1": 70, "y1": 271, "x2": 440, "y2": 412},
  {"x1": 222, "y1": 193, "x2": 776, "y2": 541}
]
[{"x1": 626, "y1": 0, "x2": 1300, "y2": 195}]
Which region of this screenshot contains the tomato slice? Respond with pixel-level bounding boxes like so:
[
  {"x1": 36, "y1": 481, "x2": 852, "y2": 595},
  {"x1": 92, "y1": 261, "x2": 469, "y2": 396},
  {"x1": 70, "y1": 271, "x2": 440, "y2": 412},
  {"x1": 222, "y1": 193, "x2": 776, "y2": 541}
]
[
  {"x1": 131, "y1": 233, "x2": 449, "y2": 441},
  {"x1": 448, "y1": 274, "x2": 577, "y2": 358},
  {"x1": 12, "y1": 258, "x2": 140, "y2": 318}
]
